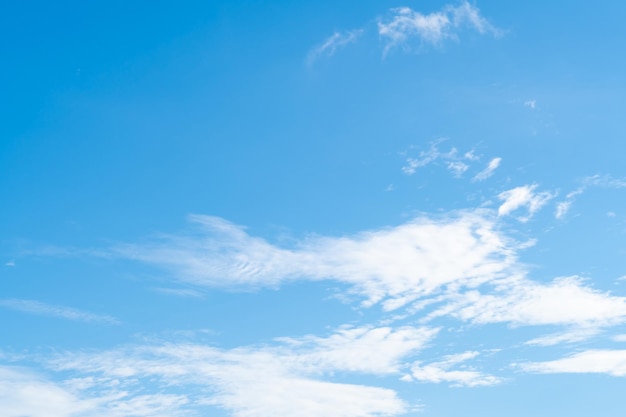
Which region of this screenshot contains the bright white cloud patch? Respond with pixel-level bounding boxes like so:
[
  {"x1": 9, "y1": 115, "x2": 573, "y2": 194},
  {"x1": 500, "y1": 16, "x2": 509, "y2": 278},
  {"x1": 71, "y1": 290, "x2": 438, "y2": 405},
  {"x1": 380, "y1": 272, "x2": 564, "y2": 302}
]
[
  {"x1": 38, "y1": 325, "x2": 434, "y2": 417},
  {"x1": 450, "y1": 275, "x2": 626, "y2": 326},
  {"x1": 497, "y1": 184, "x2": 554, "y2": 222},
  {"x1": 522, "y1": 350, "x2": 626, "y2": 377},
  {"x1": 114, "y1": 210, "x2": 517, "y2": 309},
  {"x1": 378, "y1": 1, "x2": 498, "y2": 54}
]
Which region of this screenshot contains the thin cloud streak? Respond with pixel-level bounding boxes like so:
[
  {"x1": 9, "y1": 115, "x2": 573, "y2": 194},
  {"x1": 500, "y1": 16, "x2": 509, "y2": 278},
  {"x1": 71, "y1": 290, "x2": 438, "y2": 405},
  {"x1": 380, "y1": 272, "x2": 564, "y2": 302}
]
[
  {"x1": 473, "y1": 157, "x2": 501, "y2": 182},
  {"x1": 307, "y1": 29, "x2": 363, "y2": 65},
  {"x1": 0, "y1": 299, "x2": 119, "y2": 325}
]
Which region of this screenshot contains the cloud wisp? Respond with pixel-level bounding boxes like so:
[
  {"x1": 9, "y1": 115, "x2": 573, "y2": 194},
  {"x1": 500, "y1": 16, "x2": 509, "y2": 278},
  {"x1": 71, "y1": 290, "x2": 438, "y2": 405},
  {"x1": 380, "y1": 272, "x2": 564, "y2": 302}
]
[
  {"x1": 33, "y1": 325, "x2": 438, "y2": 417},
  {"x1": 307, "y1": 30, "x2": 363, "y2": 65},
  {"x1": 473, "y1": 157, "x2": 502, "y2": 182},
  {"x1": 407, "y1": 351, "x2": 501, "y2": 387},
  {"x1": 497, "y1": 184, "x2": 555, "y2": 222},
  {"x1": 114, "y1": 210, "x2": 517, "y2": 310},
  {"x1": 109, "y1": 209, "x2": 626, "y2": 346},
  {"x1": 309, "y1": 1, "x2": 500, "y2": 63},
  {"x1": 0, "y1": 299, "x2": 119, "y2": 325},
  {"x1": 378, "y1": 1, "x2": 499, "y2": 55},
  {"x1": 401, "y1": 141, "x2": 496, "y2": 179},
  {"x1": 521, "y1": 349, "x2": 626, "y2": 377}
]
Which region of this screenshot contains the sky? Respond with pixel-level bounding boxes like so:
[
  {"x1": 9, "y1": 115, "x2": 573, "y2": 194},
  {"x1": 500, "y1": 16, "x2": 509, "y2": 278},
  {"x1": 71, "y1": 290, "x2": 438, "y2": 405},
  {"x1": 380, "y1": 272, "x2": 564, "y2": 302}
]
[{"x1": 2, "y1": 1, "x2": 626, "y2": 416}]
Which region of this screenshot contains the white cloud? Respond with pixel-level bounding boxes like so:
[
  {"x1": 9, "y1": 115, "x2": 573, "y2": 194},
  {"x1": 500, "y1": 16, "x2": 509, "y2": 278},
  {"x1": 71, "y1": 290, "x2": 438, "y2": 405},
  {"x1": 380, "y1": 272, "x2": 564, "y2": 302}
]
[
  {"x1": 42, "y1": 325, "x2": 435, "y2": 417},
  {"x1": 308, "y1": 30, "x2": 363, "y2": 65},
  {"x1": 4, "y1": 261, "x2": 15, "y2": 267},
  {"x1": 521, "y1": 349, "x2": 626, "y2": 377},
  {"x1": 473, "y1": 157, "x2": 501, "y2": 182},
  {"x1": 428, "y1": 276, "x2": 626, "y2": 344},
  {"x1": 447, "y1": 161, "x2": 469, "y2": 177},
  {"x1": 555, "y1": 200, "x2": 572, "y2": 219},
  {"x1": 583, "y1": 174, "x2": 626, "y2": 188},
  {"x1": 278, "y1": 325, "x2": 438, "y2": 375},
  {"x1": 114, "y1": 210, "x2": 517, "y2": 309},
  {"x1": 524, "y1": 100, "x2": 536, "y2": 109},
  {"x1": 401, "y1": 142, "x2": 485, "y2": 178},
  {"x1": 0, "y1": 299, "x2": 119, "y2": 325},
  {"x1": 497, "y1": 184, "x2": 554, "y2": 222},
  {"x1": 378, "y1": 1, "x2": 498, "y2": 55},
  {"x1": 408, "y1": 351, "x2": 501, "y2": 387},
  {"x1": 0, "y1": 366, "x2": 97, "y2": 417}
]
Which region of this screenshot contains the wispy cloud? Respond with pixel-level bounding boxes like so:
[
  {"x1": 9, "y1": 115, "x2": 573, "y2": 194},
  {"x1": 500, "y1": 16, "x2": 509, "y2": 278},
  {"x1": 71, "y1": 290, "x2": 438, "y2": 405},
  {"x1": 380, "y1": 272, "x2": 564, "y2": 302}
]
[
  {"x1": 521, "y1": 349, "x2": 626, "y2": 377},
  {"x1": 307, "y1": 30, "x2": 363, "y2": 65},
  {"x1": 0, "y1": 365, "x2": 189, "y2": 417},
  {"x1": 109, "y1": 209, "x2": 626, "y2": 345},
  {"x1": 497, "y1": 184, "x2": 555, "y2": 222},
  {"x1": 378, "y1": 1, "x2": 499, "y2": 55},
  {"x1": 402, "y1": 141, "x2": 483, "y2": 178},
  {"x1": 0, "y1": 299, "x2": 119, "y2": 325},
  {"x1": 113, "y1": 211, "x2": 517, "y2": 310},
  {"x1": 583, "y1": 174, "x2": 626, "y2": 188},
  {"x1": 524, "y1": 99, "x2": 536, "y2": 109},
  {"x1": 310, "y1": 1, "x2": 500, "y2": 63},
  {"x1": 431, "y1": 276, "x2": 626, "y2": 335},
  {"x1": 407, "y1": 351, "x2": 501, "y2": 387},
  {"x1": 473, "y1": 157, "x2": 502, "y2": 182},
  {"x1": 40, "y1": 325, "x2": 435, "y2": 417},
  {"x1": 555, "y1": 174, "x2": 626, "y2": 219}
]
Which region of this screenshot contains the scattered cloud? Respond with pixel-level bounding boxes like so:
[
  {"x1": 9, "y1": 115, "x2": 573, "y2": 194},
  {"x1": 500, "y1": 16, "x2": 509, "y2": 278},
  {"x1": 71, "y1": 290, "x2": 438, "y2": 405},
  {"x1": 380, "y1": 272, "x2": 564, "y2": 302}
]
[
  {"x1": 432, "y1": 276, "x2": 626, "y2": 331},
  {"x1": 473, "y1": 157, "x2": 502, "y2": 182},
  {"x1": 554, "y1": 174, "x2": 626, "y2": 219},
  {"x1": 521, "y1": 349, "x2": 626, "y2": 377},
  {"x1": 113, "y1": 210, "x2": 518, "y2": 310},
  {"x1": 307, "y1": 30, "x2": 363, "y2": 65},
  {"x1": 4, "y1": 261, "x2": 15, "y2": 267},
  {"x1": 311, "y1": 1, "x2": 500, "y2": 62},
  {"x1": 38, "y1": 325, "x2": 436, "y2": 417},
  {"x1": 447, "y1": 161, "x2": 470, "y2": 177},
  {"x1": 583, "y1": 174, "x2": 626, "y2": 189},
  {"x1": 497, "y1": 184, "x2": 555, "y2": 222},
  {"x1": 401, "y1": 141, "x2": 483, "y2": 178},
  {"x1": 407, "y1": 351, "x2": 501, "y2": 387},
  {"x1": 378, "y1": 1, "x2": 499, "y2": 55},
  {"x1": 524, "y1": 100, "x2": 536, "y2": 109},
  {"x1": 0, "y1": 299, "x2": 119, "y2": 325}
]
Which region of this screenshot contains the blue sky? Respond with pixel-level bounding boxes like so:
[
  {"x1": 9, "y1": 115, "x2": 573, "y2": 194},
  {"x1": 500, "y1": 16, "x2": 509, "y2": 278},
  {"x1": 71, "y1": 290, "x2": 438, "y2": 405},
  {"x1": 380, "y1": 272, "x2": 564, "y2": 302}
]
[{"x1": 2, "y1": 1, "x2": 626, "y2": 416}]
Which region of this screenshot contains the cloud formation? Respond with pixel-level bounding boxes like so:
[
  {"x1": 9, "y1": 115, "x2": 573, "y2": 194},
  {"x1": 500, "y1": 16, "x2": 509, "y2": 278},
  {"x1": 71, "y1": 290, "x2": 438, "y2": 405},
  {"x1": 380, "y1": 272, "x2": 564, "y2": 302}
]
[
  {"x1": 378, "y1": 1, "x2": 498, "y2": 55},
  {"x1": 407, "y1": 351, "x2": 501, "y2": 387},
  {"x1": 114, "y1": 211, "x2": 517, "y2": 310},
  {"x1": 522, "y1": 349, "x2": 626, "y2": 377},
  {"x1": 473, "y1": 157, "x2": 502, "y2": 182},
  {"x1": 0, "y1": 299, "x2": 119, "y2": 325},
  {"x1": 307, "y1": 30, "x2": 363, "y2": 65},
  {"x1": 497, "y1": 184, "x2": 554, "y2": 222},
  {"x1": 36, "y1": 325, "x2": 437, "y2": 417}
]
